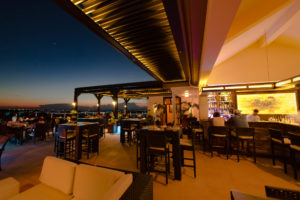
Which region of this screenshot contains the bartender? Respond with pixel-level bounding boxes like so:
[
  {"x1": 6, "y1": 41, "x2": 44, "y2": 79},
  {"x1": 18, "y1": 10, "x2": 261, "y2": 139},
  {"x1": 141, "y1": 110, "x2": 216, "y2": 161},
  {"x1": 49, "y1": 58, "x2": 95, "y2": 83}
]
[{"x1": 247, "y1": 109, "x2": 260, "y2": 122}]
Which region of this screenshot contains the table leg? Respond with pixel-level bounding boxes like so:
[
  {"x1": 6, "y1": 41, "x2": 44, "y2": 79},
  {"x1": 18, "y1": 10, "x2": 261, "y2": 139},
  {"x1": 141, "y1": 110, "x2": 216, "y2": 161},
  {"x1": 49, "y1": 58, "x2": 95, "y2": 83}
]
[
  {"x1": 172, "y1": 133, "x2": 182, "y2": 180},
  {"x1": 140, "y1": 133, "x2": 147, "y2": 174}
]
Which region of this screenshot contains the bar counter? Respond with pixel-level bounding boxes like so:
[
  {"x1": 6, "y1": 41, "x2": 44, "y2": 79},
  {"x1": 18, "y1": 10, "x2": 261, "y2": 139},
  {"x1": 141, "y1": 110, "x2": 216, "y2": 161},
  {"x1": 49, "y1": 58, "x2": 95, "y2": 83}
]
[{"x1": 249, "y1": 121, "x2": 300, "y2": 156}]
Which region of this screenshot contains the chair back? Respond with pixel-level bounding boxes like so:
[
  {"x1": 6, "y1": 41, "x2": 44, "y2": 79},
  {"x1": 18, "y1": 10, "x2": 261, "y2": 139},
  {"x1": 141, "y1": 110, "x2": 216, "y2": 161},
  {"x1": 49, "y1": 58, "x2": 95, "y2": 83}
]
[
  {"x1": 288, "y1": 132, "x2": 300, "y2": 146},
  {"x1": 236, "y1": 127, "x2": 254, "y2": 137},
  {"x1": 269, "y1": 129, "x2": 283, "y2": 141},
  {"x1": 146, "y1": 130, "x2": 167, "y2": 150},
  {"x1": 87, "y1": 124, "x2": 100, "y2": 137},
  {"x1": 35, "y1": 123, "x2": 48, "y2": 138},
  {"x1": 208, "y1": 126, "x2": 229, "y2": 136}
]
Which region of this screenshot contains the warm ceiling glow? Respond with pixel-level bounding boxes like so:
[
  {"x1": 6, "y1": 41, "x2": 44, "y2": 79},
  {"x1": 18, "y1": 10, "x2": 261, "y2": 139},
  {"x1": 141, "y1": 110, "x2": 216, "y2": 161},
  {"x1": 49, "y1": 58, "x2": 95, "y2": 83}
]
[
  {"x1": 225, "y1": 85, "x2": 247, "y2": 90},
  {"x1": 275, "y1": 79, "x2": 291, "y2": 87},
  {"x1": 248, "y1": 84, "x2": 274, "y2": 89}
]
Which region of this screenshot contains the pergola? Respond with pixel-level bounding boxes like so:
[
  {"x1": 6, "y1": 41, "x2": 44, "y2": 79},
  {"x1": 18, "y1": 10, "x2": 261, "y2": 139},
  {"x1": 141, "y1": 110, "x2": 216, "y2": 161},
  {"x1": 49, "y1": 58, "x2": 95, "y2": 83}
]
[{"x1": 74, "y1": 81, "x2": 171, "y2": 117}]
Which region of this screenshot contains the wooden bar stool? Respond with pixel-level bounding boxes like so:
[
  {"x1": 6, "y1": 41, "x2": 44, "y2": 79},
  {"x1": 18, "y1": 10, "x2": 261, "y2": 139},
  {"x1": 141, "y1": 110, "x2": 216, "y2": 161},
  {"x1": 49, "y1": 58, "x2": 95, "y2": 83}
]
[
  {"x1": 146, "y1": 131, "x2": 170, "y2": 184},
  {"x1": 56, "y1": 127, "x2": 76, "y2": 159},
  {"x1": 208, "y1": 126, "x2": 230, "y2": 159},
  {"x1": 180, "y1": 130, "x2": 196, "y2": 177},
  {"x1": 288, "y1": 132, "x2": 300, "y2": 179},
  {"x1": 231, "y1": 127, "x2": 256, "y2": 163},
  {"x1": 82, "y1": 125, "x2": 100, "y2": 159},
  {"x1": 269, "y1": 129, "x2": 290, "y2": 173}
]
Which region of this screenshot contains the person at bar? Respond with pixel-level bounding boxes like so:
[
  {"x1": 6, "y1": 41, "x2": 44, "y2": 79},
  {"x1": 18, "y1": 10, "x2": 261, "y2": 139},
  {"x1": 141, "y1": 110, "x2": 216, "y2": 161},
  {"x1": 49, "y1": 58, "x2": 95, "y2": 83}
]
[
  {"x1": 228, "y1": 110, "x2": 249, "y2": 128},
  {"x1": 212, "y1": 111, "x2": 225, "y2": 126},
  {"x1": 247, "y1": 109, "x2": 260, "y2": 122}
]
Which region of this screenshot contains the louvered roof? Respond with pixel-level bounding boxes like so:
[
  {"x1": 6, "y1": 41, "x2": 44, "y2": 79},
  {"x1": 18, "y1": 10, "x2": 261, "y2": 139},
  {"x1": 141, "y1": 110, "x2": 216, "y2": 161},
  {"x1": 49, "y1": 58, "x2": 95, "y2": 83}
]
[{"x1": 54, "y1": 0, "x2": 186, "y2": 83}]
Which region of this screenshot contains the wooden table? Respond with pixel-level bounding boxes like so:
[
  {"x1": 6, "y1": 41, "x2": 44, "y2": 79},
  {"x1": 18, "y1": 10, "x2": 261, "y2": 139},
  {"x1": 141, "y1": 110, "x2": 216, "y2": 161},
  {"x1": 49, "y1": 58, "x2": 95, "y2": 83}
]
[
  {"x1": 139, "y1": 125, "x2": 182, "y2": 180},
  {"x1": 58, "y1": 122, "x2": 98, "y2": 160}
]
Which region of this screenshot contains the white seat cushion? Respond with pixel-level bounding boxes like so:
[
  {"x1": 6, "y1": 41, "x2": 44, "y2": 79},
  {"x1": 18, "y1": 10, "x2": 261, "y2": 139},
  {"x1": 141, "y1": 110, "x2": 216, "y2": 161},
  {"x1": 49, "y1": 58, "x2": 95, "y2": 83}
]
[
  {"x1": 180, "y1": 139, "x2": 192, "y2": 146},
  {"x1": 39, "y1": 156, "x2": 77, "y2": 195},
  {"x1": 73, "y1": 164, "x2": 125, "y2": 200},
  {"x1": 8, "y1": 183, "x2": 72, "y2": 200},
  {"x1": 0, "y1": 177, "x2": 19, "y2": 200}
]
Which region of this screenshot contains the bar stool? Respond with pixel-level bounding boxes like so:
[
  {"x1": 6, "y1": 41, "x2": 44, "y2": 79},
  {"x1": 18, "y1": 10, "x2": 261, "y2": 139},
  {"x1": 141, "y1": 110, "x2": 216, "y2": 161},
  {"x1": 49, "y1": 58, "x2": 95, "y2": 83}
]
[
  {"x1": 288, "y1": 132, "x2": 300, "y2": 179},
  {"x1": 56, "y1": 127, "x2": 76, "y2": 159},
  {"x1": 194, "y1": 125, "x2": 205, "y2": 151},
  {"x1": 269, "y1": 129, "x2": 290, "y2": 173},
  {"x1": 231, "y1": 127, "x2": 256, "y2": 163},
  {"x1": 180, "y1": 130, "x2": 196, "y2": 177},
  {"x1": 146, "y1": 131, "x2": 170, "y2": 184},
  {"x1": 208, "y1": 126, "x2": 230, "y2": 159},
  {"x1": 82, "y1": 125, "x2": 100, "y2": 159}
]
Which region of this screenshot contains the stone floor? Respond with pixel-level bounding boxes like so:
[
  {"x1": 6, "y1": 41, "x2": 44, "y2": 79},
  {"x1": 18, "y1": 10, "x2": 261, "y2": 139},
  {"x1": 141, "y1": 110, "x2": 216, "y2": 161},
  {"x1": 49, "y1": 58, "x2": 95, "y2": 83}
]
[{"x1": 1, "y1": 133, "x2": 300, "y2": 199}]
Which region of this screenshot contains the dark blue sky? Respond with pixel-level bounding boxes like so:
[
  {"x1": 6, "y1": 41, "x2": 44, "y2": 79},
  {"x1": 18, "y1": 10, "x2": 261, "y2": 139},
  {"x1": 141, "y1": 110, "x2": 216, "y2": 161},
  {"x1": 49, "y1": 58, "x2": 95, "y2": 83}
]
[{"x1": 0, "y1": 0, "x2": 153, "y2": 107}]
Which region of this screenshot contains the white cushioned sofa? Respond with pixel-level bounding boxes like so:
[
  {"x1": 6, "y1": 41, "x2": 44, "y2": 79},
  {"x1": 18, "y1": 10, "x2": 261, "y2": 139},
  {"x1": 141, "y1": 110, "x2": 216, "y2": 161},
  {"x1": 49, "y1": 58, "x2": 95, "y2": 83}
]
[{"x1": 0, "y1": 156, "x2": 132, "y2": 200}]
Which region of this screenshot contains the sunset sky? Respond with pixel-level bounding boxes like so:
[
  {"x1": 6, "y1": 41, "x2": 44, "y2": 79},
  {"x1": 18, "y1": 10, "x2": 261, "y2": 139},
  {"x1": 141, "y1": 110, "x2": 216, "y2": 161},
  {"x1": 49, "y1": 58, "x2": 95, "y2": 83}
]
[{"x1": 0, "y1": 0, "x2": 152, "y2": 108}]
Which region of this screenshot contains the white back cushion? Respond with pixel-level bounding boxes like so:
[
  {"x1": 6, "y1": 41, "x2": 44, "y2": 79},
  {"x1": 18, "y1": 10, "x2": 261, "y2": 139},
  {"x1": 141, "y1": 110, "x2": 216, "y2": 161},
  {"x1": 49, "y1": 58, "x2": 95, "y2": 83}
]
[
  {"x1": 39, "y1": 156, "x2": 77, "y2": 195},
  {"x1": 73, "y1": 164, "x2": 124, "y2": 200}
]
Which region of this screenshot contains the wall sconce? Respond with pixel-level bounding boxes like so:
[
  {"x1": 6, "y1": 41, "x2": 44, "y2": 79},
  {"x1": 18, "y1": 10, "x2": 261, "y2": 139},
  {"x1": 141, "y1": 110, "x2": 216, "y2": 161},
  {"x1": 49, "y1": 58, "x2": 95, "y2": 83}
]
[
  {"x1": 96, "y1": 103, "x2": 99, "y2": 107},
  {"x1": 112, "y1": 101, "x2": 116, "y2": 106},
  {"x1": 72, "y1": 102, "x2": 76, "y2": 107},
  {"x1": 184, "y1": 91, "x2": 189, "y2": 97}
]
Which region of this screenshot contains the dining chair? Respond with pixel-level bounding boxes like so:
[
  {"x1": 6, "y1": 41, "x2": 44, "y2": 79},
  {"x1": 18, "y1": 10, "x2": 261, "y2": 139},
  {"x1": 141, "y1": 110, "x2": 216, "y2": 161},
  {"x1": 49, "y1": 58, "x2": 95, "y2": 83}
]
[{"x1": 269, "y1": 129, "x2": 290, "y2": 174}]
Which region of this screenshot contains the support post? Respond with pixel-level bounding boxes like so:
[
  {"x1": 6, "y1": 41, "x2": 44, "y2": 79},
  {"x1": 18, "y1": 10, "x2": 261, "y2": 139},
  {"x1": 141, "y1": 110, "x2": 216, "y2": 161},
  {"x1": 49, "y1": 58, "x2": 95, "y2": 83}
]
[
  {"x1": 94, "y1": 94, "x2": 103, "y2": 115},
  {"x1": 74, "y1": 89, "x2": 80, "y2": 112},
  {"x1": 110, "y1": 90, "x2": 119, "y2": 118},
  {"x1": 123, "y1": 98, "x2": 130, "y2": 116}
]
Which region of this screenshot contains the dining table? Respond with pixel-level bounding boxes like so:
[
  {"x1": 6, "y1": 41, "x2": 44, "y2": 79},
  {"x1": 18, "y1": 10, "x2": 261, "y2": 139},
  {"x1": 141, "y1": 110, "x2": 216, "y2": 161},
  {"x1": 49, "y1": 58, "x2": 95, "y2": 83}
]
[
  {"x1": 6, "y1": 121, "x2": 29, "y2": 145},
  {"x1": 58, "y1": 122, "x2": 98, "y2": 160},
  {"x1": 138, "y1": 125, "x2": 182, "y2": 180}
]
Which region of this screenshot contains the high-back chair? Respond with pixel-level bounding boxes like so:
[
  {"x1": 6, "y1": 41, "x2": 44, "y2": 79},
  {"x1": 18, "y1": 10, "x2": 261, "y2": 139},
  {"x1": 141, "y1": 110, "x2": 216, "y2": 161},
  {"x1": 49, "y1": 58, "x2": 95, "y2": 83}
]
[
  {"x1": 146, "y1": 130, "x2": 170, "y2": 184},
  {"x1": 288, "y1": 132, "x2": 300, "y2": 179},
  {"x1": 269, "y1": 129, "x2": 290, "y2": 174},
  {"x1": 33, "y1": 123, "x2": 48, "y2": 144},
  {"x1": 208, "y1": 126, "x2": 230, "y2": 159},
  {"x1": 233, "y1": 127, "x2": 256, "y2": 163}
]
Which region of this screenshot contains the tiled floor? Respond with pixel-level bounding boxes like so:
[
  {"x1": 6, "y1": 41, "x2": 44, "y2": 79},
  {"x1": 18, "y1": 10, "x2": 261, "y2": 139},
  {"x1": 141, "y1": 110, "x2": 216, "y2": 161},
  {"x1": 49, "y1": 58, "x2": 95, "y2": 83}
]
[{"x1": 1, "y1": 133, "x2": 300, "y2": 199}]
